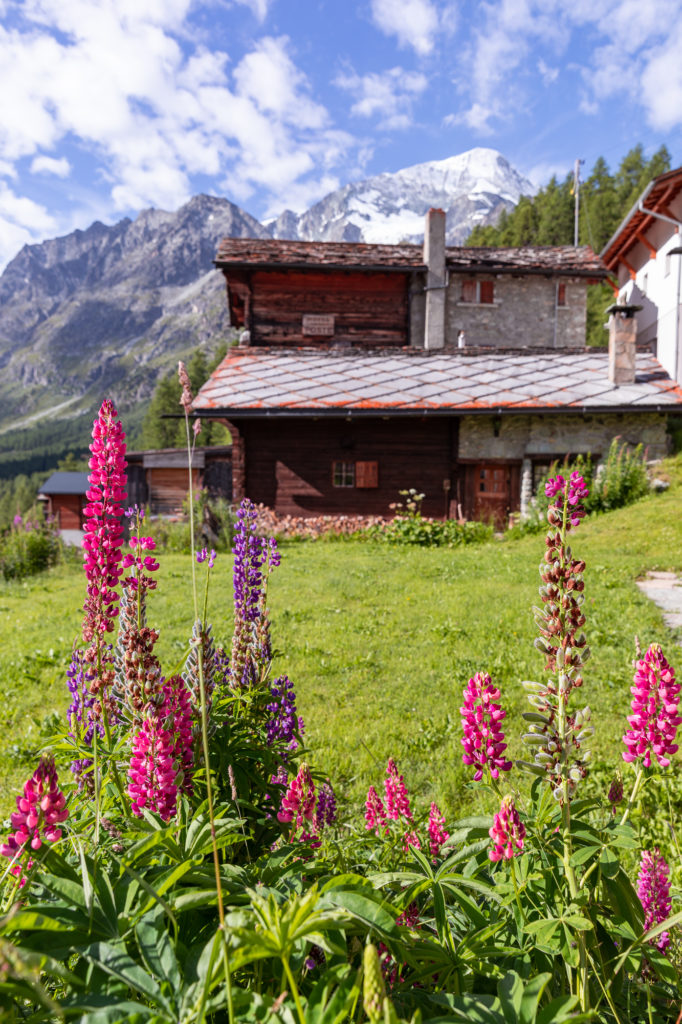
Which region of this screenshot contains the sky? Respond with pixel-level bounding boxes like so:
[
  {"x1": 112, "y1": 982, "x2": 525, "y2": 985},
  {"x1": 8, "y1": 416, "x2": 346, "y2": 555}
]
[{"x1": 0, "y1": 0, "x2": 681, "y2": 269}]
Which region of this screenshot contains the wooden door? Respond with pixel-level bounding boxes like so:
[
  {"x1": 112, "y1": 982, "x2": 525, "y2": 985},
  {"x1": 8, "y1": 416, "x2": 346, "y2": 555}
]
[{"x1": 473, "y1": 463, "x2": 511, "y2": 529}]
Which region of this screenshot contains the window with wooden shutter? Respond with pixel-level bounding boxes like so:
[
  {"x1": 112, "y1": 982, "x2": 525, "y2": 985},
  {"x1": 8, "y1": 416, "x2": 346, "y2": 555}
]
[
  {"x1": 461, "y1": 279, "x2": 476, "y2": 303},
  {"x1": 355, "y1": 461, "x2": 378, "y2": 488},
  {"x1": 479, "y1": 280, "x2": 494, "y2": 304},
  {"x1": 557, "y1": 282, "x2": 567, "y2": 306},
  {"x1": 332, "y1": 461, "x2": 355, "y2": 487}
]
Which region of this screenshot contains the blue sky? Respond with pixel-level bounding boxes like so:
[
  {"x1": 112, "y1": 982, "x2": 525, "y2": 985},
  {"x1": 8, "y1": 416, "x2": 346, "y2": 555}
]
[{"x1": 0, "y1": 0, "x2": 681, "y2": 268}]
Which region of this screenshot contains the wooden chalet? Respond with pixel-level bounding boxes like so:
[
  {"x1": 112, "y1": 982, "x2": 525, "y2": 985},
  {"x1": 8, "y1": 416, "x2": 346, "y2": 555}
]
[
  {"x1": 192, "y1": 211, "x2": 682, "y2": 526},
  {"x1": 126, "y1": 446, "x2": 232, "y2": 515}
]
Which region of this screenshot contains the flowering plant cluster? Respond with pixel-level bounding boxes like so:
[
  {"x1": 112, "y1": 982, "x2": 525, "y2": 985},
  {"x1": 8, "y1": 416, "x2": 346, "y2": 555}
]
[{"x1": 0, "y1": 396, "x2": 679, "y2": 1024}]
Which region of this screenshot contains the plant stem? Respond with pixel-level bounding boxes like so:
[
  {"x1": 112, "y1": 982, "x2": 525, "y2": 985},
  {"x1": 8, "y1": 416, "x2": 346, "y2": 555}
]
[
  {"x1": 509, "y1": 857, "x2": 527, "y2": 925},
  {"x1": 620, "y1": 767, "x2": 644, "y2": 827},
  {"x1": 283, "y1": 957, "x2": 305, "y2": 1024},
  {"x1": 184, "y1": 407, "x2": 233, "y2": 1024}
]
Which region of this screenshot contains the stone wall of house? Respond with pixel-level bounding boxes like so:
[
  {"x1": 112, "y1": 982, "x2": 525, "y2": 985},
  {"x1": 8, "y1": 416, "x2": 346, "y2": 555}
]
[
  {"x1": 443, "y1": 275, "x2": 587, "y2": 349},
  {"x1": 458, "y1": 411, "x2": 668, "y2": 462}
]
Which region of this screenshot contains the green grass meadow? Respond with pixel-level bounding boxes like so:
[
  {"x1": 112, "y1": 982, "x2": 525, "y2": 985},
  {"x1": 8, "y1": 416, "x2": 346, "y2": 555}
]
[{"x1": 0, "y1": 457, "x2": 681, "y2": 823}]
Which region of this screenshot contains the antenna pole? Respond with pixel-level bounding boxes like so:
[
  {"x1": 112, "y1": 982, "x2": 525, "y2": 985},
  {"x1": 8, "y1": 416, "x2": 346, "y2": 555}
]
[{"x1": 573, "y1": 158, "x2": 584, "y2": 246}]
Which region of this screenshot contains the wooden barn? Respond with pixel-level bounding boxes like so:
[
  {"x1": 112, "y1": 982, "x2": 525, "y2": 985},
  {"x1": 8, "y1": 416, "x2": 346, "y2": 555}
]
[
  {"x1": 192, "y1": 211, "x2": 682, "y2": 525},
  {"x1": 38, "y1": 472, "x2": 89, "y2": 536},
  {"x1": 126, "y1": 445, "x2": 233, "y2": 515}
]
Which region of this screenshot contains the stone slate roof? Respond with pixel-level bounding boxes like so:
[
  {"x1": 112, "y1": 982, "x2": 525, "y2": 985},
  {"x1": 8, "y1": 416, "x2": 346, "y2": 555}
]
[
  {"x1": 39, "y1": 471, "x2": 90, "y2": 495},
  {"x1": 192, "y1": 348, "x2": 682, "y2": 416},
  {"x1": 214, "y1": 238, "x2": 604, "y2": 276}
]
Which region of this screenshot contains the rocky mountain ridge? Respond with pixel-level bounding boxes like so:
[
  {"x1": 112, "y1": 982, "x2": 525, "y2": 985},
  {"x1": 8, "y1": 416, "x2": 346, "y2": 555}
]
[{"x1": 0, "y1": 148, "x2": 533, "y2": 466}]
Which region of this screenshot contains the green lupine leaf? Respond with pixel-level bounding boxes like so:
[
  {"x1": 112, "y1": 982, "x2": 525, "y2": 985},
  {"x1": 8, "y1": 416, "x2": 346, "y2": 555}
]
[{"x1": 80, "y1": 941, "x2": 173, "y2": 1016}]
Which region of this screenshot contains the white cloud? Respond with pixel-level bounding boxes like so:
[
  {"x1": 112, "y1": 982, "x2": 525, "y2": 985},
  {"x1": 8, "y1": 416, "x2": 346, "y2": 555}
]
[
  {"x1": 233, "y1": 0, "x2": 272, "y2": 20},
  {"x1": 537, "y1": 58, "x2": 558, "y2": 84},
  {"x1": 446, "y1": 0, "x2": 682, "y2": 136},
  {"x1": 335, "y1": 66, "x2": 427, "y2": 129},
  {"x1": 526, "y1": 159, "x2": 571, "y2": 188},
  {"x1": 0, "y1": 182, "x2": 56, "y2": 267},
  {"x1": 370, "y1": 0, "x2": 440, "y2": 56},
  {"x1": 0, "y1": 5, "x2": 363, "y2": 250},
  {"x1": 30, "y1": 155, "x2": 71, "y2": 177}
]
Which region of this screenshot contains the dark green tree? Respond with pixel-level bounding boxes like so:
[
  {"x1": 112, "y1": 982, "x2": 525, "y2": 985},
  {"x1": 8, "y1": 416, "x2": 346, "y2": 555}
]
[{"x1": 138, "y1": 346, "x2": 230, "y2": 449}]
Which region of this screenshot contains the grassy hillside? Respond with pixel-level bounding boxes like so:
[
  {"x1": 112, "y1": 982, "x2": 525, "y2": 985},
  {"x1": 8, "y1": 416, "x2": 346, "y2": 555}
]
[{"x1": 0, "y1": 456, "x2": 680, "y2": 821}]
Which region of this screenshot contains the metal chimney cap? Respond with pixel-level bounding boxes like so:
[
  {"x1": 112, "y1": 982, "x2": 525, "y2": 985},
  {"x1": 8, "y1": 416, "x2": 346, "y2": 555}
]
[{"x1": 605, "y1": 303, "x2": 643, "y2": 318}]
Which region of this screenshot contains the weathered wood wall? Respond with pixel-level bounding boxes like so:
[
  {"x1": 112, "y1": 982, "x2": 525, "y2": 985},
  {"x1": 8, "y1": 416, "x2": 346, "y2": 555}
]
[
  {"x1": 236, "y1": 417, "x2": 458, "y2": 517},
  {"x1": 225, "y1": 269, "x2": 409, "y2": 347},
  {"x1": 53, "y1": 494, "x2": 83, "y2": 529}
]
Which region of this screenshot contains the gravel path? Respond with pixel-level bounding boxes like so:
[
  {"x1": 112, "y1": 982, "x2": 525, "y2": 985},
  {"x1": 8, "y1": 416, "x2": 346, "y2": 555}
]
[{"x1": 636, "y1": 572, "x2": 682, "y2": 640}]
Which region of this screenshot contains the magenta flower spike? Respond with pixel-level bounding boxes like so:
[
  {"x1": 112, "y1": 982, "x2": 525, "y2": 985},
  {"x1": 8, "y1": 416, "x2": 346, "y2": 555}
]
[
  {"x1": 384, "y1": 758, "x2": 413, "y2": 821},
  {"x1": 127, "y1": 676, "x2": 194, "y2": 821},
  {"x1": 489, "y1": 795, "x2": 526, "y2": 862},
  {"x1": 82, "y1": 400, "x2": 127, "y2": 645},
  {"x1": 637, "y1": 848, "x2": 672, "y2": 952},
  {"x1": 277, "y1": 763, "x2": 315, "y2": 831},
  {"x1": 622, "y1": 643, "x2": 680, "y2": 768},
  {"x1": 460, "y1": 672, "x2": 512, "y2": 782},
  {"x1": 428, "y1": 802, "x2": 450, "y2": 860},
  {"x1": 1, "y1": 755, "x2": 68, "y2": 885},
  {"x1": 365, "y1": 785, "x2": 387, "y2": 836}
]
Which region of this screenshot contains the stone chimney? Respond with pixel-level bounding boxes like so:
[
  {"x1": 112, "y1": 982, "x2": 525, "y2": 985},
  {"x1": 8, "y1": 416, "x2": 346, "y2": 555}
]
[
  {"x1": 606, "y1": 303, "x2": 642, "y2": 386},
  {"x1": 423, "y1": 208, "x2": 446, "y2": 350}
]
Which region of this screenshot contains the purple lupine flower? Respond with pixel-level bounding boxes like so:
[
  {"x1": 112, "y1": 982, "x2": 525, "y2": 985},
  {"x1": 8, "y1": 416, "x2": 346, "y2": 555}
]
[
  {"x1": 196, "y1": 548, "x2": 208, "y2": 564},
  {"x1": 67, "y1": 647, "x2": 104, "y2": 785},
  {"x1": 545, "y1": 474, "x2": 565, "y2": 499},
  {"x1": 460, "y1": 672, "x2": 512, "y2": 782},
  {"x1": 315, "y1": 781, "x2": 337, "y2": 829},
  {"x1": 266, "y1": 676, "x2": 300, "y2": 747},
  {"x1": 230, "y1": 499, "x2": 280, "y2": 688},
  {"x1": 208, "y1": 549, "x2": 216, "y2": 569},
  {"x1": 637, "y1": 848, "x2": 672, "y2": 952}
]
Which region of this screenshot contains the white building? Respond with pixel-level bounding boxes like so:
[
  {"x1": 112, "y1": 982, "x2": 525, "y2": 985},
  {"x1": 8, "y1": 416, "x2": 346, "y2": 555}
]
[{"x1": 601, "y1": 166, "x2": 682, "y2": 384}]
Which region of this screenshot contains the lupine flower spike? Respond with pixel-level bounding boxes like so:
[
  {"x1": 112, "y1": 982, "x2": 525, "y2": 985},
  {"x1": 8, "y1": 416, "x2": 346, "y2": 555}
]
[
  {"x1": 81, "y1": 400, "x2": 127, "y2": 718},
  {"x1": 277, "y1": 763, "x2": 315, "y2": 833},
  {"x1": 461, "y1": 672, "x2": 512, "y2": 781},
  {"x1": 1, "y1": 755, "x2": 68, "y2": 886},
  {"x1": 384, "y1": 758, "x2": 413, "y2": 821},
  {"x1": 489, "y1": 795, "x2": 526, "y2": 862},
  {"x1": 428, "y1": 802, "x2": 450, "y2": 860},
  {"x1": 623, "y1": 643, "x2": 680, "y2": 768},
  {"x1": 519, "y1": 471, "x2": 593, "y2": 801},
  {"x1": 637, "y1": 848, "x2": 672, "y2": 953},
  {"x1": 365, "y1": 786, "x2": 387, "y2": 836}
]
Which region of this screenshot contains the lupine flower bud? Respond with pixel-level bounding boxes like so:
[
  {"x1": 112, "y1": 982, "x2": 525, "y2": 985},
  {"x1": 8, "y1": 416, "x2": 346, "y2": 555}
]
[
  {"x1": 363, "y1": 944, "x2": 386, "y2": 1024},
  {"x1": 460, "y1": 672, "x2": 512, "y2": 781},
  {"x1": 607, "y1": 774, "x2": 623, "y2": 807},
  {"x1": 623, "y1": 644, "x2": 680, "y2": 768},
  {"x1": 637, "y1": 848, "x2": 672, "y2": 953},
  {"x1": 489, "y1": 795, "x2": 526, "y2": 862}
]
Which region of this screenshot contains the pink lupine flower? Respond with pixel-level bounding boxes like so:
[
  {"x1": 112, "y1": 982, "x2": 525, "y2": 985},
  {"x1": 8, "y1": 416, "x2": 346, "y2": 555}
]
[
  {"x1": 128, "y1": 677, "x2": 194, "y2": 821},
  {"x1": 545, "y1": 474, "x2": 565, "y2": 499},
  {"x1": 637, "y1": 848, "x2": 672, "y2": 953},
  {"x1": 402, "y1": 830, "x2": 421, "y2": 853},
  {"x1": 1, "y1": 755, "x2": 68, "y2": 885},
  {"x1": 82, "y1": 400, "x2": 127, "y2": 644},
  {"x1": 428, "y1": 802, "x2": 450, "y2": 860},
  {"x1": 460, "y1": 672, "x2": 512, "y2": 782},
  {"x1": 365, "y1": 785, "x2": 387, "y2": 836},
  {"x1": 277, "y1": 763, "x2": 315, "y2": 830},
  {"x1": 567, "y1": 471, "x2": 589, "y2": 506},
  {"x1": 384, "y1": 758, "x2": 413, "y2": 821},
  {"x1": 489, "y1": 795, "x2": 526, "y2": 862},
  {"x1": 623, "y1": 643, "x2": 680, "y2": 768}
]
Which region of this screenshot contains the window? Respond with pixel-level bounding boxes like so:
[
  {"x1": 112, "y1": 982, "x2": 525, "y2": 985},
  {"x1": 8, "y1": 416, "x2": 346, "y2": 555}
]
[
  {"x1": 665, "y1": 252, "x2": 672, "y2": 277},
  {"x1": 460, "y1": 279, "x2": 494, "y2": 304},
  {"x1": 332, "y1": 460, "x2": 378, "y2": 488},
  {"x1": 332, "y1": 461, "x2": 355, "y2": 487},
  {"x1": 557, "y1": 282, "x2": 567, "y2": 307}
]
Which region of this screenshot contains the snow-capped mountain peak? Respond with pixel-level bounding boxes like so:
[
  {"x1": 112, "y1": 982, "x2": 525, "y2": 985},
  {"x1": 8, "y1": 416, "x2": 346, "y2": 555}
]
[{"x1": 269, "y1": 147, "x2": 535, "y2": 245}]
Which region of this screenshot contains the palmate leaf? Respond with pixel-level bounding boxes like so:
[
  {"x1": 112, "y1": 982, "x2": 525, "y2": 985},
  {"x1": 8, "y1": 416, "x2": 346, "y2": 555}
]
[
  {"x1": 303, "y1": 964, "x2": 360, "y2": 1024},
  {"x1": 79, "y1": 941, "x2": 174, "y2": 1019},
  {"x1": 135, "y1": 905, "x2": 181, "y2": 996}
]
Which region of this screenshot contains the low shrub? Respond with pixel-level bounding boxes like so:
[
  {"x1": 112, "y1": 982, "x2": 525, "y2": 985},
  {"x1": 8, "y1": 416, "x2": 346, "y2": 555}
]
[
  {"x1": 0, "y1": 512, "x2": 60, "y2": 580},
  {"x1": 367, "y1": 488, "x2": 494, "y2": 547},
  {"x1": 0, "y1": 403, "x2": 680, "y2": 1023}
]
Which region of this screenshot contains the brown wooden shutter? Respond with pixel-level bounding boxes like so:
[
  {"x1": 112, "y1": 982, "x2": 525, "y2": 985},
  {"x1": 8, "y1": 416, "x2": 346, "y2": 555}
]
[
  {"x1": 557, "y1": 282, "x2": 567, "y2": 306},
  {"x1": 461, "y1": 279, "x2": 476, "y2": 303},
  {"x1": 479, "y1": 280, "x2": 494, "y2": 304},
  {"x1": 355, "y1": 461, "x2": 378, "y2": 488}
]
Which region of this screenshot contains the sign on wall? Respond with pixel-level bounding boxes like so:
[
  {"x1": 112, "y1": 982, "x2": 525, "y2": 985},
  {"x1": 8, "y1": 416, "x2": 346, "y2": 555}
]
[{"x1": 302, "y1": 314, "x2": 335, "y2": 336}]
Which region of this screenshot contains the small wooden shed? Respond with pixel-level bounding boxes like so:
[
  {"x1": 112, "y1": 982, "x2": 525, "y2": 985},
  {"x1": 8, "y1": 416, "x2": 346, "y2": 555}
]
[{"x1": 38, "y1": 471, "x2": 90, "y2": 530}]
